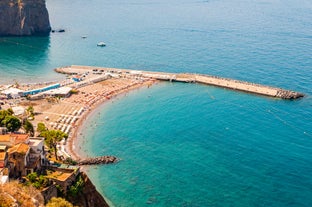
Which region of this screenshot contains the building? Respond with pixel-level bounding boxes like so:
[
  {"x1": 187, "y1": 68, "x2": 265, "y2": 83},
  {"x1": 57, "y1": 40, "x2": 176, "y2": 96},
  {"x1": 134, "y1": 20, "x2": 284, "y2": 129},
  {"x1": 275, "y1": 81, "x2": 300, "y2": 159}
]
[
  {"x1": 0, "y1": 151, "x2": 8, "y2": 168},
  {"x1": 1, "y1": 88, "x2": 23, "y2": 99},
  {"x1": 0, "y1": 127, "x2": 7, "y2": 135},
  {"x1": 42, "y1": 86, "x2": 72, "y2": 98},
  {"x1": 29, "y1": 137, "x2": 46, "y2": 166},
  {"x1": 21, "y1": 83, "x2": 61, "y2": 96},
  {"x1": 0, "y1": 134, "x2": 30, "y2": 147},
  {"x1": 47, "y1": 164, "x2": 80, "y2": 193},
  {"x1": 8, "y1": 143, "x2": 31, "y2": 177}
]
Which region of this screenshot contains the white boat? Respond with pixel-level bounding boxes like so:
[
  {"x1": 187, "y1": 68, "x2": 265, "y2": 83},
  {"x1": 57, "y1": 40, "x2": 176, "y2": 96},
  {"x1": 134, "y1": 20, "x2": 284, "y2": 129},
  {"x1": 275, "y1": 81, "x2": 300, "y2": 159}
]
[{"x1": 97, "y1": 42, "x2": 106, "y2": 47}]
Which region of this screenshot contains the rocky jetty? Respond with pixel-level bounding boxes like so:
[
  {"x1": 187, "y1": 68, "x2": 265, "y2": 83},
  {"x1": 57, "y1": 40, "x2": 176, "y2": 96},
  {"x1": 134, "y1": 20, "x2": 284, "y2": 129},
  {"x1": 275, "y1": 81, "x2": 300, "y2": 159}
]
[
  {"x1": 276, "y1": 90, "x2": 304, "y2": 99},
  {"x1": 0, "y1": 0, "x2": 51, "y2": 36},
  {"x1": 78, "y1": 156, "x2": 118, "y2": 165}
]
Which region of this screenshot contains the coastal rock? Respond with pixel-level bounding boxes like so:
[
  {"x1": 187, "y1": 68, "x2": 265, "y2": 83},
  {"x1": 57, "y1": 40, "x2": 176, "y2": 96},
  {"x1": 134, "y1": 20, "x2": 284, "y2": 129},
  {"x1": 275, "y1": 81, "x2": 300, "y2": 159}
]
[
  {"x1": 276, "y1": 90, "x2": 304, "y2": 99},
  {"x1": 68, "y1": 172, "x2": 110, "y2": 207},
  {"x1": 0, "y1": 0, "x2": 51, "y2": 36},
  {"x1": 78, "y1": 156, "x2": 118, "y2": 165}
]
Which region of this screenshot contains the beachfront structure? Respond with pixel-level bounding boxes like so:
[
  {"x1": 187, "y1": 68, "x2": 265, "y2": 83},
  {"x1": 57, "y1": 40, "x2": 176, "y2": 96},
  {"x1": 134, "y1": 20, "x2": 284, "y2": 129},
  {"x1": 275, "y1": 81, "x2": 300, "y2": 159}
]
[
  {"x1": 21, "y1": 83, "x2": 61, "y2": 96},
  {"x1": 42, "y1": 86, "x2": 72, "y2": 98},
  {"x1": 1, "y1": 87, "x2": 23, "y2": 99},
  {"x1": 72, "y1": 75, "x2": 82, "y2": 82}
]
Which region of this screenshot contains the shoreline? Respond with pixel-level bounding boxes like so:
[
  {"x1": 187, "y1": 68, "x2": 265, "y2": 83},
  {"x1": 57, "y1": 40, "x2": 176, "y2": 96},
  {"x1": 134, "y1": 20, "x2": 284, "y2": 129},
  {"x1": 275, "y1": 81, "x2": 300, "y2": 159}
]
[
  {"x1": 65, "y1": 78, "x2": 158, "y2": 207},
  {"x1": 0, "y1": 68, "x2": 159, "y2": 207},
  {"x1": 65, "y1": 78, "x2": 158, "y2": 161}
]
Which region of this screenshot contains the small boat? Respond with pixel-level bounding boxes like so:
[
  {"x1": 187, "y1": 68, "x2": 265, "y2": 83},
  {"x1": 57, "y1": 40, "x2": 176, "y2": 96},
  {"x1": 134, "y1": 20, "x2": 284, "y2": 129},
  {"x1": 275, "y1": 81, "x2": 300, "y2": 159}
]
[
  {"x1": 81, "y1": 35, "x2": 87, "y2": 39},
  {"x1": 97, "y1": 42, "x2": 106, "y2": 47}
]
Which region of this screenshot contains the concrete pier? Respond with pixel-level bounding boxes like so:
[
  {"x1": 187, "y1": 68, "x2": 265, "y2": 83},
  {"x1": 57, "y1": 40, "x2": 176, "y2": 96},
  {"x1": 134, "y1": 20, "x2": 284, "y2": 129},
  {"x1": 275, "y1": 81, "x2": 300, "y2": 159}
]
[{"x1": 55, "y1": 65, "x2": 304, "y2": 100}]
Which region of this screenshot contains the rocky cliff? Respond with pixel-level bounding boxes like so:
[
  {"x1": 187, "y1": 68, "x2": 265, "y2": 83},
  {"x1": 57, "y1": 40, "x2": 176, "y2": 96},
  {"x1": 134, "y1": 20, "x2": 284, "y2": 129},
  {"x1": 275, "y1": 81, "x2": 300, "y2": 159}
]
[
  {"x1": 69, "y1": 172, "x2": 110, "y2": 207},
  {"x1": 0, "y1": 0, "x2": 51, "y2": 36}
]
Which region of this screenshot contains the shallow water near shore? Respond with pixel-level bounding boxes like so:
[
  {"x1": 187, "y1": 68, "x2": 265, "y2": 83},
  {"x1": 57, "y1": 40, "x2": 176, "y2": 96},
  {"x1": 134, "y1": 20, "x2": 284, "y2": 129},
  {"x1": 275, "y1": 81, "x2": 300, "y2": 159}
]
[
  {"x1": 1, "y1": 0, "x2": 312, "y2": 206},
  {"x1": 80, "y1": 82, "x2": 312, "y2": 207}
]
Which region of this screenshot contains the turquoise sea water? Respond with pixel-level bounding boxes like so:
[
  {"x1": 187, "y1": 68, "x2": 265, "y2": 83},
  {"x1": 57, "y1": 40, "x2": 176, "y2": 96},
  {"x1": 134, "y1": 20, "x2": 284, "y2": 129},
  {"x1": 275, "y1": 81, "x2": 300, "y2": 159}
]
[{"x1": 1, "y1": 0, "x2": 312, "y2": 206}]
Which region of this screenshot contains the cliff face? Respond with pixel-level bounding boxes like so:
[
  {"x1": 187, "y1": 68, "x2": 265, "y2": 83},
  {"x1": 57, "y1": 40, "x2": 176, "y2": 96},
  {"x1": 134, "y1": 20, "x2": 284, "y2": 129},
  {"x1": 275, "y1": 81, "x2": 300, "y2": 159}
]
[
  {"x1": 69, "y1": 172, "x2": 110, "y2": 207},
  {"x1": 0, "y1": 0, "x2": 51, "y2": 36}
]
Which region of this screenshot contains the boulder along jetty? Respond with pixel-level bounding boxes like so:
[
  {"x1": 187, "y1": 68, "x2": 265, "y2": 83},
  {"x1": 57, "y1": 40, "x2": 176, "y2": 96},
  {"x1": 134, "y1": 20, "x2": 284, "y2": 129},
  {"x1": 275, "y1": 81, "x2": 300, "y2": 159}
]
[{"x1": 55, "y1": 65, "x2": 304, "y2": 100}]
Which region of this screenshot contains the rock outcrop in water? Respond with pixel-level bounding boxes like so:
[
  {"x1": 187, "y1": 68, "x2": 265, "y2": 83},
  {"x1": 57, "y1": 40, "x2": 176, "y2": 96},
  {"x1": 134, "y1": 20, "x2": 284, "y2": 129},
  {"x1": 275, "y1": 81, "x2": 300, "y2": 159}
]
[{"x1": 0, "y1": 0, "x2": 51, "y2": 36}]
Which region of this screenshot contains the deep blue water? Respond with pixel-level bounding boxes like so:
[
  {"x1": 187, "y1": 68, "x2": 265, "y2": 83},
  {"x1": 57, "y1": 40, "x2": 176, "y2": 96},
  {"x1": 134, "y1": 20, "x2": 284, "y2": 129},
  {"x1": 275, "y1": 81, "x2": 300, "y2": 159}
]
[{"x1": 1, "y1": 0, "x2": 312, "y2": 206}]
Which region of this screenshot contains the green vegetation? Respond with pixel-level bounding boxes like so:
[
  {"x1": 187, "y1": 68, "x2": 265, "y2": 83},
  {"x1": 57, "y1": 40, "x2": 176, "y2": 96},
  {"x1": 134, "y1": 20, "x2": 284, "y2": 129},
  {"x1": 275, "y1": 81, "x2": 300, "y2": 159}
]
[
  {"x1": 26, "y1": 106, "x2": 35, "y2": 120},
  {"x1": 23, "y1": 118, "x2": 34, "y2": 136},
  {"x1": 39, "y1": 123, "x2": 68, "y2": 160},
  {"x1": 0, "y1": 109, "x2": 13, "y2": 123},
  {"x1": 0, "y1": 109, "x2": 22, "y2": 132},
  {"x1": 1, "y1": 115, "x2": 21, "y2": 132},
  {"x1": 46, "y1": 197, "x2": 75, "y2": 207},
  {"x1": 26, "y1": 172, "x2": 49, "y2": 189},
  {"x1": 64, "y1": 157, "x2": 77, "y2": 165},
  {"x1": 37, "y1": 122, "x2": 47, "y2": 133},
  {"x1": 69, "y1": 89, "x2": 78, "y2": 94},
  {"x1": 68, "y1": 175, "x2": 84, "y2": 197},
  {"x1": 0, "y1": 181, "x2": 44, "y2": 207}
]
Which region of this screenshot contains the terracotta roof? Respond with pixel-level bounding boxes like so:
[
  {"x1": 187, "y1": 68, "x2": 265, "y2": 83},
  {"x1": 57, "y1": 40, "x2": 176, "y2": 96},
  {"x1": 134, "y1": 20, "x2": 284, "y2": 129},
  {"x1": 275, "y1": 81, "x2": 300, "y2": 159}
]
[
  {"x1": 0, "y1": 152, "x2": 6, "y2": 160},
  {"x1": 0, "y1": 134, "x2": 29, "y2": 145},
  {"x1": 11, "y1": 134, "x2": 29, "y2": 145},
  {"x1": 8, "y1": 143, "x2": 30, "y2": 154},
  {"x1": 0, "y1": 135, "x2": 11, "y2": 143}
]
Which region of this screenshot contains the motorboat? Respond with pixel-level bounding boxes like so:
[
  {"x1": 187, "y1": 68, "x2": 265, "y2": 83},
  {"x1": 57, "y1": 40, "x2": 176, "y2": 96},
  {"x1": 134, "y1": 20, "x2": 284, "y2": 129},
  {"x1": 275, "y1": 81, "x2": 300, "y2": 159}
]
[{"x1": 97, "y1": 42, "x2": 106, "y2": 47}]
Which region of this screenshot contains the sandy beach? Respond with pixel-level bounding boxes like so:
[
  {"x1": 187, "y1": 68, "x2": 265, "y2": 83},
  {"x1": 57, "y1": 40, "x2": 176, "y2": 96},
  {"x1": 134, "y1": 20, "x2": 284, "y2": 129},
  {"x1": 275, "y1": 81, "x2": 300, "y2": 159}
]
[
  {"x1": 1, "y1": 64, "x2": 303, "y2": 161},
  {"x1": 29, "y1": 75, "x2": 157, "y2": 161}
]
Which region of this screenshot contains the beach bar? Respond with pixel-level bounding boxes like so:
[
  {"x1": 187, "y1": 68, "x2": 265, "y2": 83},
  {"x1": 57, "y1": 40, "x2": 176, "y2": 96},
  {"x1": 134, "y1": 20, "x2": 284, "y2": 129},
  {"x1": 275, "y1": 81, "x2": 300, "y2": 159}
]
[{"x1": 21, "y1": 83, "x2": 61, "y2": 96}]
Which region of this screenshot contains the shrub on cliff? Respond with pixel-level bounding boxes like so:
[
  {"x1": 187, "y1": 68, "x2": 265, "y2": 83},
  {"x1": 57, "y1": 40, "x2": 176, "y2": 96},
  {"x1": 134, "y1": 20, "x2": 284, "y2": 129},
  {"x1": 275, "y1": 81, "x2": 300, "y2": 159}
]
[
  {"x1": 0, "y1": 181, "x2": 44, "y2": 207},
  {"x1": 68, "y1": 175, "x2": 84, "y2": 197},
  {"x1": 26, "y1": 172, "x2": 49, "y2": 189},
  {"x1": 46, "y1": 197, "x2": 75, "y2": 207}
]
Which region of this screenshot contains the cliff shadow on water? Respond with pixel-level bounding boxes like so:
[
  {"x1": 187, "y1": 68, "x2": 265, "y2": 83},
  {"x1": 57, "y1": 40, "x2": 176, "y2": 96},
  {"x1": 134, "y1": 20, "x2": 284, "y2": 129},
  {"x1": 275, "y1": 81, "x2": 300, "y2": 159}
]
[{"x1": 0, "y1": 36, "x2": 51, "y2": 83}]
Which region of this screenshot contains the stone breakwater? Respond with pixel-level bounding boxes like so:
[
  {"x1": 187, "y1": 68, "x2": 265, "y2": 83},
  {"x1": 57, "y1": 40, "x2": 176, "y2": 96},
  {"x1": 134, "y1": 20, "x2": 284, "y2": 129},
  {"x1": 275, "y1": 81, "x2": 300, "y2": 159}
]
[
  {"x1": 77, "y1": 156, "x2": 118, "y2": 165},
  {"x1": 56, "y1": 65, "x2": 304, "y2": 100}
]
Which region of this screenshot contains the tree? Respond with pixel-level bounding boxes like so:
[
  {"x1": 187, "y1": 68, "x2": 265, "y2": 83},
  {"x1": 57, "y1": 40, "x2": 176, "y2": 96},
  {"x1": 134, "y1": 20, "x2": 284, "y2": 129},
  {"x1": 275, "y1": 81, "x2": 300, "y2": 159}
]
[
  {"x1": 1, "y1": 115, "x2": 21, "y2": 132},
  {"x1": 0, "y1": 109, "x2": 13, "y2": 124},
  {"x1": 7, "y1": 108, "x2": 13, "y2": 116},
  {"x1": 23, "y1": 119, "x2": 34, "y2": 136},
  {"x1": 37, "y1": 122, "x2": 47, "y2": 134},
  {"x1": 26, "y1": 106, "x2": 35, "y2": 119},
  {"x1": 46, "y1": 197, "x2": 74, "y2": 207},
  {"x1": 41, "y1": 130, "x2": 68, "y2": 160}
]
